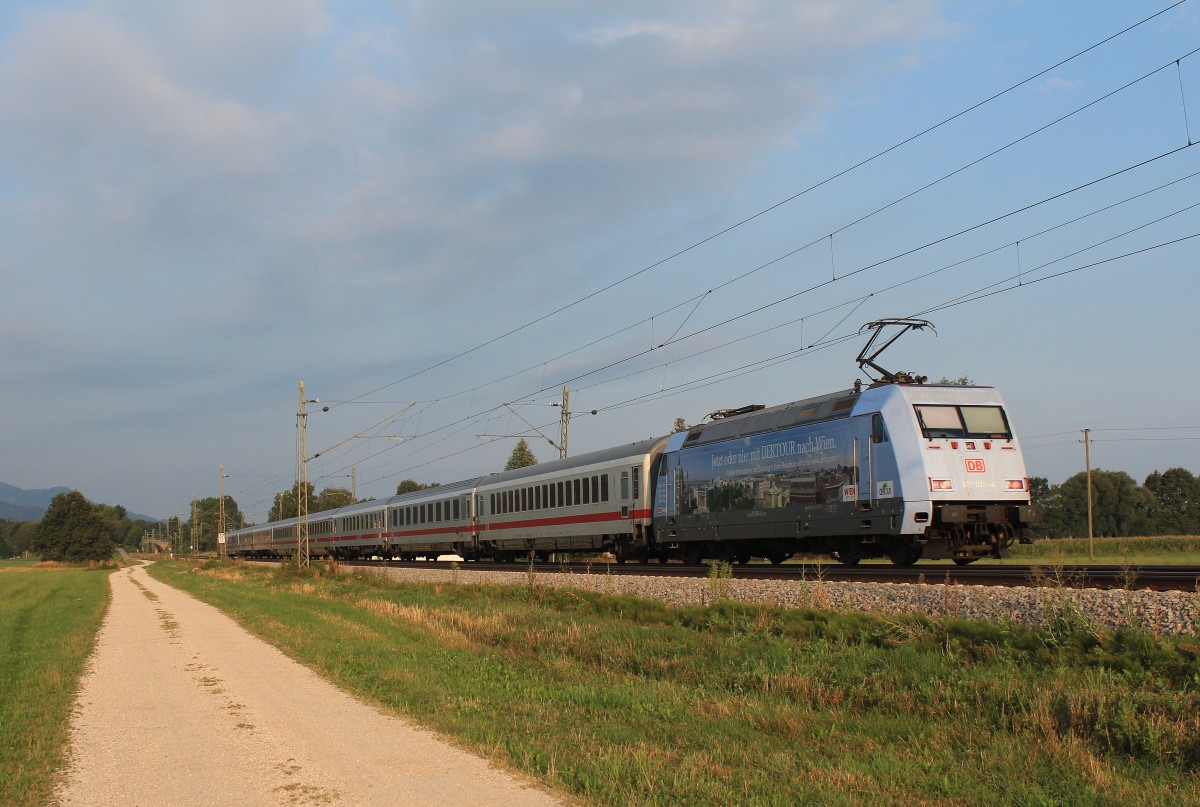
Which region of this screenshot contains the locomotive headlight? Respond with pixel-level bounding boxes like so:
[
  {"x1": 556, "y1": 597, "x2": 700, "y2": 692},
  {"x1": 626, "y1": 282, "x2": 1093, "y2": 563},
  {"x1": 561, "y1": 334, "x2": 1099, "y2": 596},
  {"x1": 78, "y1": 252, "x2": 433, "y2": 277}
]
[
  {"x1": 929, "y1": 478, "x2": 954, "y2": 491},
  {"x1": 1005, "y1": 479, "x2": 1026, "y2": 491}
]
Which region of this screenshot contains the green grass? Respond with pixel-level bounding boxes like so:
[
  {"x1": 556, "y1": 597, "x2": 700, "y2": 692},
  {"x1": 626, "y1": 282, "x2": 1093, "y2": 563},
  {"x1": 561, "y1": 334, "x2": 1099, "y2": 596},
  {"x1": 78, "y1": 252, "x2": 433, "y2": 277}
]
[
  {"x1": 763, "y1": 535, "x2": 1200, "y2": 567},
  {"x1": 0, "y1": 565, "x2": 111, "y2": 807},
  {"x1": 149, "y1": 559, "x2": 1200, "y2": 805},
  {"x1": 1008, "y1": 535, "x2": 1200, "y2": 565}
]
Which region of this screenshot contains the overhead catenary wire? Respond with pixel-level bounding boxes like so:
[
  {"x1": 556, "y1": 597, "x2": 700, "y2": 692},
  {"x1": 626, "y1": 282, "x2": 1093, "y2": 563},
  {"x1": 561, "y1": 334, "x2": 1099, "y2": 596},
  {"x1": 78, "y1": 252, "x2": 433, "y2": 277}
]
[
  {"x1": 327, "y1": 165, "x2": 1200, "y2": 489},
  {"x1": 325, "y1": 2, "x2": 1190, "y2": 412}
]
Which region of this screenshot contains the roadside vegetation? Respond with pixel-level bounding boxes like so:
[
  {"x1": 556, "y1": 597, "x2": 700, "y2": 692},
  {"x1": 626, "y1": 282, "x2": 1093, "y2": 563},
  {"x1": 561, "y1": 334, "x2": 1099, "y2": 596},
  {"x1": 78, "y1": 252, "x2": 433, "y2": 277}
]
[
  {"x1": 0, "y1": 562, "x2": 111, "y2": 807},
  {"x1": 149, "y1": 558, "x2": 1200, "y2": 806},
  {"x1": 1008, "y1": 534, "x2": 1200, "y2": 565}
]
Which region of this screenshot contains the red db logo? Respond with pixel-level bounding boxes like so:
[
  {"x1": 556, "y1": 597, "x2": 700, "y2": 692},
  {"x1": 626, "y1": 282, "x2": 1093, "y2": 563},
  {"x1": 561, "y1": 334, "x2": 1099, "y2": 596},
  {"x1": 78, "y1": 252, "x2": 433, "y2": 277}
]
[{"x1": 964, "y1": 458, "x2": 987, "y2": 474}]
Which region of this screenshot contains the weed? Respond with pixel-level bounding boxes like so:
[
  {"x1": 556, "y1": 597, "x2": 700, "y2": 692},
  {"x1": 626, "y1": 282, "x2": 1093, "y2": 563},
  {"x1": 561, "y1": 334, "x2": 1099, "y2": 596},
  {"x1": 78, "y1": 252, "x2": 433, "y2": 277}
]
[
  {"x1": 707, "y1": 561, "x2": 733, "y2": 603},
  {"x1": 941, "y1": 570, "x2": 963, "y2": 618},
  {"x1": 1118, "y1": 550, "x2": 1138, "y2": 591}
]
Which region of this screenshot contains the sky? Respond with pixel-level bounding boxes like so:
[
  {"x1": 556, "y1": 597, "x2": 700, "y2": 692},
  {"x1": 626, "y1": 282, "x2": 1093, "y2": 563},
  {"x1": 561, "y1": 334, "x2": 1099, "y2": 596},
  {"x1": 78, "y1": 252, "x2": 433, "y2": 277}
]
[{"x1": 1, "y1": 1, "x2": 1198, "y2": 523}]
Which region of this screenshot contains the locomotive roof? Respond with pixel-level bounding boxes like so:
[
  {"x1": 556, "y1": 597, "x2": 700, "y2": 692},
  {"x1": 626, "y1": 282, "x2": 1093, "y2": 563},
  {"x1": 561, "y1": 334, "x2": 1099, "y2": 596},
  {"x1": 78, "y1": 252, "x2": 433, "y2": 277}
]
[{"x1": 682, "y1": 387, "x2": 859, "y2": 447}]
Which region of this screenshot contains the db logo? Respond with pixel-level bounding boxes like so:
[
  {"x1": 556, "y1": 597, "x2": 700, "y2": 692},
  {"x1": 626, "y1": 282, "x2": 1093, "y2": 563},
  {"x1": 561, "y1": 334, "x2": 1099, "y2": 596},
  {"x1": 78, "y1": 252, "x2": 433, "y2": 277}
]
[{"x1": 964, "y1": 458, "x2": 987, "y2": 474}]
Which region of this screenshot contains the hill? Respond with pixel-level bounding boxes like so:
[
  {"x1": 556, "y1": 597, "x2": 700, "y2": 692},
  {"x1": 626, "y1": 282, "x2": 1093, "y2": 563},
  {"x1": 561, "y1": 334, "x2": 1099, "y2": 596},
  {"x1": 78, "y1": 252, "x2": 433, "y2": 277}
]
[{"x1": 0, "y1": 482, "x2": 157, "y2": 522}]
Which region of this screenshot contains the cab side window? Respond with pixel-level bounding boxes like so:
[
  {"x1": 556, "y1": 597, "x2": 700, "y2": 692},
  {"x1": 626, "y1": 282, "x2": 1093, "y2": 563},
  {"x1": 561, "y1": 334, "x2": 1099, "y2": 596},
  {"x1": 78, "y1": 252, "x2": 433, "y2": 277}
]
[{"x1": 871, "y1": 413, "x2": 889, "y2": 444}]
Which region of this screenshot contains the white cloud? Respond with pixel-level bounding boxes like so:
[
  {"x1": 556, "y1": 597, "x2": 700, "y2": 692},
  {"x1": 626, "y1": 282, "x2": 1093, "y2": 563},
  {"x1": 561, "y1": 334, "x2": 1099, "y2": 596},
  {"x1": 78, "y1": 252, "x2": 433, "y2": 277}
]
[{"x1": 1040, "y1": 75, "x2": 1082, "y2": 93}]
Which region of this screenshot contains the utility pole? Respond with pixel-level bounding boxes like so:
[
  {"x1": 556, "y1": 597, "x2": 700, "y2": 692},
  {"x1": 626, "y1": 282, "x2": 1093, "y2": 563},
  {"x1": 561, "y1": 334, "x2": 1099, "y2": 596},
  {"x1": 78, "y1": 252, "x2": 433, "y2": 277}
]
[
  {"x1": 190, "y1": 496, "x2": 199, "y2": 555},
  {"x1": 296, "y1": 381, "x2": 322, "y2": 567},
  {"x1": 558, "y1": 386, "x2": 570, "y2": 460},
  {"x1": 218, "y1": 465, "x2": 228, "y2": 558},
  {"x1": 1083, "y1": 428, "x2": 1094, "y2": 562}
]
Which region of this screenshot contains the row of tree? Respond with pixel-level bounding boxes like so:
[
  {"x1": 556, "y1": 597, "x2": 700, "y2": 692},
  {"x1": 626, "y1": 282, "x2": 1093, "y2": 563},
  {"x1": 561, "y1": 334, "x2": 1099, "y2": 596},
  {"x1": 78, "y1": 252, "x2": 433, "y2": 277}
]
[
  {"x1": 1031, "y1": 467, "x2": 1200, "y2": 538},
  {"x1": 0, "y1": 491, "x2": 157, "y2": 561},
  {"x1": 1, "y1": 492, "x2": 164, "y2": 558}
]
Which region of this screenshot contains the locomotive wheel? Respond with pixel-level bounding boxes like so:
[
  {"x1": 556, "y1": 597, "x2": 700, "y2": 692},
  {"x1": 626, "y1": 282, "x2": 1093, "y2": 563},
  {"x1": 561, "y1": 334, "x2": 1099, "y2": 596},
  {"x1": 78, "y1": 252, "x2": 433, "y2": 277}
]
[
  {"x1": 768, "y1": 552, "x2": 791, "y2": 565},
  {"x1": 735, "y1": 553, "x2": 752, "y2": 565},
  {"x1": 833, "y1": 550, "x2": 861, "y2": 566},
  {"x1": 682, "y1": 545, "x2": 703, "y2": 566},
  {"x1": 953, "y1": 558, "x2": 977, "y2": 566},
  {"x1": 887, "y1": 546, "x2": 922, "y2": 566}
]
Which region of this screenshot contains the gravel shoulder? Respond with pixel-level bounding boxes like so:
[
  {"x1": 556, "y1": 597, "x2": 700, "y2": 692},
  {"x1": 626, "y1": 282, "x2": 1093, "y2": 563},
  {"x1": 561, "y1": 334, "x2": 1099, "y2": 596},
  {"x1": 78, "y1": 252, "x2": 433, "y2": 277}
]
[{"x1": 55, "y1": 561, "x2": 565, "y2": 807}]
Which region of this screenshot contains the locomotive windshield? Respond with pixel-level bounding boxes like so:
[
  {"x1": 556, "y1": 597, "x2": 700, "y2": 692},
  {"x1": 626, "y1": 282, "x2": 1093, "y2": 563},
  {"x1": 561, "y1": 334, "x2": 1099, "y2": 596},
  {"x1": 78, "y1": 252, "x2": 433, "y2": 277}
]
[{"x1": 914, "y1": 404, "x2": 1011, "y2": 439}]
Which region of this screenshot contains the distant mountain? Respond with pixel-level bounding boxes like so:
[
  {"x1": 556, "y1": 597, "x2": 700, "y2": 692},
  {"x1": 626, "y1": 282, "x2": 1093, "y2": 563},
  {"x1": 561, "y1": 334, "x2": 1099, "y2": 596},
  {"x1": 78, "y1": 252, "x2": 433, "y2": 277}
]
[
  {"x1": 0, "y1": 482, "x2": 71, "y2": 521},
  {"x1": 0, "y1": 500, "x2": 47, "y2": 521},
  {"x1": 0, "y1": 482, "x2": 158, "y2": 522}
]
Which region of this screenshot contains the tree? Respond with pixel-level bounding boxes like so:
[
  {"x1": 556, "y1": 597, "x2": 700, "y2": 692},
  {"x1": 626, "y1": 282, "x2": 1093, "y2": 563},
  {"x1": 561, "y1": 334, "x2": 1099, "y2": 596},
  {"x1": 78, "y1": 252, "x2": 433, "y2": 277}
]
[
  {"x1": 269, "y1": 483, "x2": 315, "y2": 522},
  {"x1": 396, "y1": 479, "x2": 440, "y2": 495},
  {"x1": 1028, "y1": 476, "x2": 1053, "y2": 538},
  {"x1": 316, "y1": 487, "x2": 355, "y2": 512},
  {"x1": 1144, "y1": 468, "x2": 1200, "y2": 536},
  {"x1": 11, "y1": 522, "x2": 38, "y2": 556},
  {"x1": 672, "y1": 418, "x2": 690, "y2": 434},
  {"x1": 33, "y1": 491, "x2": 113, "y2": 562},
  {"x1": 504, "y1": 438, "x2": 538, "y2": 470},
  {"x1": 1038, "y1": 470, "x2": 1156, "y2": 538}
]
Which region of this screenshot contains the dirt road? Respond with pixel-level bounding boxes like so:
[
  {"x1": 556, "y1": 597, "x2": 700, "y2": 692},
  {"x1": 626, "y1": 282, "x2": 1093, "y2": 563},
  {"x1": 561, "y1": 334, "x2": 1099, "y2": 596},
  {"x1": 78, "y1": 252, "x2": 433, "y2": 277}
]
[{"x1": 56, "y1": 562, "x2": 565, "y2": 806}]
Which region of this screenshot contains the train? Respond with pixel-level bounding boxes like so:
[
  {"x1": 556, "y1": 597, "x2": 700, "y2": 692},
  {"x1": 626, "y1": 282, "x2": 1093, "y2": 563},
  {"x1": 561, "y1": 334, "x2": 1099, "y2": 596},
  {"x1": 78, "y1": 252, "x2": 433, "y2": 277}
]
[{"x1": 225, "y1": 369, "x2": 1038, "y2": 566}]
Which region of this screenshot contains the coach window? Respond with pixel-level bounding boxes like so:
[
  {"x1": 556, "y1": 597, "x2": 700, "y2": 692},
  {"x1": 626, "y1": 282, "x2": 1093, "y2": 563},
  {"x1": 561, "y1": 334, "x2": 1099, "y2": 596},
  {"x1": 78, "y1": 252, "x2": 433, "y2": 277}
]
[
  {"x1": 454, "y1": 499, "x2": 460, "y2": 520},
  {"x1": 582, "y1": 477, "x2": 591, "y2": 505},
  {"x1": 591, "y1": 476, "x2": 600, "y2": 503},
  {"x1": 621, "y1": 471, "x2": 629, "y2": 500},
  {"x1": 555, "y1": 481, "x2": 563, "y2": 507},
  {"x1": 601, "y1": 474, "x2": 609, "y2": 502}
]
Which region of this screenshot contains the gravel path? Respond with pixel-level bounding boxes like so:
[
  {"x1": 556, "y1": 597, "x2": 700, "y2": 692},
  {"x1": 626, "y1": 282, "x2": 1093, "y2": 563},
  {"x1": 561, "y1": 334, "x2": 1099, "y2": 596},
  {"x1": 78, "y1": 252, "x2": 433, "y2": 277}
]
[{"x1": 56, "y1": 562, "x2": 565, "y2": 807}]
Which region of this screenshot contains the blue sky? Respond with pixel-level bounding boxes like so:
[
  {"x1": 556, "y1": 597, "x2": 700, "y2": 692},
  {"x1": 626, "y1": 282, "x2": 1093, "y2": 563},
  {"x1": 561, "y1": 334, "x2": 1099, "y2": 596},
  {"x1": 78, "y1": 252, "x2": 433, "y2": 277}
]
[{"x1": 1, "y1": 1, "x2": 1197, "y2": 523}]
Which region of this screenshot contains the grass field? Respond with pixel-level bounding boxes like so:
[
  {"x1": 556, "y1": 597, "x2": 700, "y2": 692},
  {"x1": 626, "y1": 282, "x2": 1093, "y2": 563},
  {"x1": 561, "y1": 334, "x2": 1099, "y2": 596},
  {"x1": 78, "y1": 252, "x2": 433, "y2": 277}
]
[
  {"x1": 1006, "y1": 535, "x2": 1200, "y2": 565},
  {"x1": 149, "y1": 558, "x2": 1200, "y2": 806},
  {"x1": 0, "y1": 562, "x2": 111, "y2": 807},
  {"x1": 784, "y1": 534, "x2": 1200, "y2": 566}
]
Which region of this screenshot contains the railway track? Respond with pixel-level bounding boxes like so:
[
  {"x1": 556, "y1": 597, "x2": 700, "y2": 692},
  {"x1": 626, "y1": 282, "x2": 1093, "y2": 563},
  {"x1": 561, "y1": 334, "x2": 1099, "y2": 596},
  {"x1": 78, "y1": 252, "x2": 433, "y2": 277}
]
[{"x1": 314, "y1": 558, "x2": 1200, "y2": 592}]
